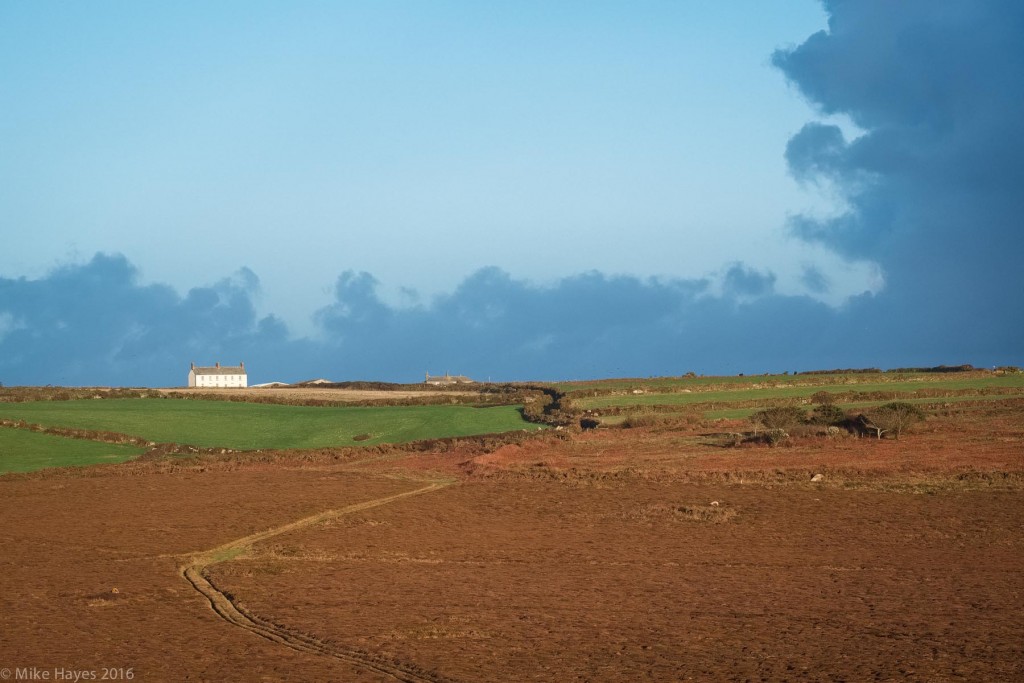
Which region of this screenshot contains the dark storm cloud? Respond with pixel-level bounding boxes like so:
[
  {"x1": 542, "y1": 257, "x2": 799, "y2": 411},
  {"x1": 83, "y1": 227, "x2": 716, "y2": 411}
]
[
  {"x1": 312, "y1": 267, "x2": 872, "y2": 381},
  {"x1": 773, "y1": 0, "x2": 1024, "y2": 356},
  {"x1": 0, "y1": 254, "x2": 314, "y2": 386},
  {"x1": 316, "y1": 267, "x2": 712, "y2": 380},
  {"x1": 2, "y1": 256, "x2": 852, "y2": 385},
  {"x1": 0, "y1": 247, "x2": 1005, "y2": 386}
]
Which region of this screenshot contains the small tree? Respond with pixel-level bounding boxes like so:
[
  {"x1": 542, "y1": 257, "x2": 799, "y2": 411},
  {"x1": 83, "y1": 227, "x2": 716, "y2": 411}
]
[
  {"x1": 810, "y1": 391, "x2": 835, "y2": 406},
  {"x1": 751, "y1": 406, "x2": 807, "y2": 432},
  {"x1": 859, "y1": 402, "x2": 925, "y2": 439},
  {"x1": 751, "y1": 406, "x2": 806, "y2": 444},
  {"x1": 521, "y1": 393, "x2": 553, "y2": 421},
  {"x1": 811, "y1": 403, "x2": 846, "y2": 426}
]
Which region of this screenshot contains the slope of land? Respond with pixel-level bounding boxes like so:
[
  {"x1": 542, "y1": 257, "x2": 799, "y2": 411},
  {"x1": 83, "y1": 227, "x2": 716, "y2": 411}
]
[{"x1": 1, "y1": 375, "x2": 1022, "y2": 680}]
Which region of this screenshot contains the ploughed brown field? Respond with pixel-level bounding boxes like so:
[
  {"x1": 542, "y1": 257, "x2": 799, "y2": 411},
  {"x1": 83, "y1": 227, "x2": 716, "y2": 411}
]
[{"x1": 1, "y1": 401, "x2": 1022, "y2": 682}]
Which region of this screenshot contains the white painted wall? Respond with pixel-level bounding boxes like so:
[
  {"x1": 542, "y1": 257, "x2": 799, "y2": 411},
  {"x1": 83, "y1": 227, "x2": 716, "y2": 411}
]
[{"x1": 187, "y1": 369, "x2": 247, "y2": 388}]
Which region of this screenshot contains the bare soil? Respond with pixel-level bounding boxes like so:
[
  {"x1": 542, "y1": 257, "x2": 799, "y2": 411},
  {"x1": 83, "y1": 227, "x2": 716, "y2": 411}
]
[{"x1": 1, "y1": 403, "x2": 1022, "y2": 681}]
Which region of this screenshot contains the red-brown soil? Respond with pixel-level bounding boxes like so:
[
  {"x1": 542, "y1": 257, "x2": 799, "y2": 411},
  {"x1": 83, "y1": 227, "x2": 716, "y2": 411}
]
[{"x1": 1, "y1": 403, "x2": 1022, "y2": 681}]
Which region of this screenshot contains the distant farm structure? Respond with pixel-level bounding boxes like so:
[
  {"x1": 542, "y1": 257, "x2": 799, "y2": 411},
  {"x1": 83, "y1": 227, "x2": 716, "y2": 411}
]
[
  {"x1": 188, "y1": 362, "x2": 248, "y2": 388},
  {"x1": 425, "y1": 372, "x2": 475, "y2": 386}
]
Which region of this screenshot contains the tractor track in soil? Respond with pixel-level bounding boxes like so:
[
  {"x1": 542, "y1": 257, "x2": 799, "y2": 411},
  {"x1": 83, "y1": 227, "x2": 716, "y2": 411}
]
[{"x1": 179, "y1": 481, "x2": 458, "y2": 683}]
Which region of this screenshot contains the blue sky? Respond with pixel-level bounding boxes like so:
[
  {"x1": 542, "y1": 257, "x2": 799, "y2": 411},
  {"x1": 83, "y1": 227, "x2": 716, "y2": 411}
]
[
  {"x1": 1, "y1": 3, "x2": 863, "y2": 325},
  {"x1": 1, "y1": 1, "x2": 1021, "y2": 385}
]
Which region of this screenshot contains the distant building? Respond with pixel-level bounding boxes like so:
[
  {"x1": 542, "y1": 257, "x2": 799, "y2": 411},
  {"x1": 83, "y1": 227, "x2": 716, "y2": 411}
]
[
  {"x1": 424, "y1": 372, "x2": 475, "y2": 386},
  {"x1": 188, "y1": 362, "x2": 248, "y2": 388},
  {"x1": 295, "y1": 378, "x2": 333, "y2": 386}
]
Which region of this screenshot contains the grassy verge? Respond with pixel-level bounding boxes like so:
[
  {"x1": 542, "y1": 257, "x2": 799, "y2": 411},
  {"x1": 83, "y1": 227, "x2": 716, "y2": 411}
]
[
  {"x1": 0, "y1": 399, "x2": 535, "y2": 450},
  {"x1": 0, "y1": 427, "x2": 146, "y2": 474}
]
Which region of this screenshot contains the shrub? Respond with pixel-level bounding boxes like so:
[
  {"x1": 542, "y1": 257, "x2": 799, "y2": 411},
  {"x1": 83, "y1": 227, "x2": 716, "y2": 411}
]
[
  {"x1": 521, "y1": 393, "x2": 553, "y2": 421},
  {"x1": 751, "y1": 406, "x2": 806, "y2": 432},
  {"x1": 811, "y1": 403, "x2": 846, "y2": 426},
  {"x1": 859, "y1": 401, "x2": 925, "y2": 439},
  {"x1": 810, "y1": 391, "x2": 835, "y2": 405}
]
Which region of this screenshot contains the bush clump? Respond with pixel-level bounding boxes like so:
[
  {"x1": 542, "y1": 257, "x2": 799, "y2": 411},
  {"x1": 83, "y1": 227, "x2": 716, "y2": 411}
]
[
  {"x1": 810, "y1": 391, "x2": 835, "y2": 405},
  {"x1": 751, "y1": 406, "x2": 807, "y2": 432},
  {"x1": 811, "y1": 403, "x2": 847, "y2": 426},
  {"x1": 858, "y1": 401, "x2": 925, "y2": 439}
]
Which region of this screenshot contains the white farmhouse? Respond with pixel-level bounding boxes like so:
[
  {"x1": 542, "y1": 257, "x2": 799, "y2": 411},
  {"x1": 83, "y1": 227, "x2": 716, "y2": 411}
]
[{"x1": 188, "y1": 362, "x2": 248, "y2": 388}]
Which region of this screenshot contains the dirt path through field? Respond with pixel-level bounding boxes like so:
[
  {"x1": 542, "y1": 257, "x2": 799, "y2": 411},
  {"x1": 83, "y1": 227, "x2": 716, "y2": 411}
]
[{"x1": 180, "y1": 480, "x2": 458, "y2": 683}]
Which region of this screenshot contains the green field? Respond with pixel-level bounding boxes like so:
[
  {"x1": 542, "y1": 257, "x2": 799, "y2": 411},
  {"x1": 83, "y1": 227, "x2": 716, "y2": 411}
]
[
  {"x1": 574, "y1": 375, "x2": 1024, "y2": 409},
  {"x1": 553, "y1": 372, "x2": 929, "y2": 393},
  {"x1": 555, "y1": 373, "x2": 801, "y2": 393},
  {"x1": 702, "y1": 393, "x2": 1022, "y2": 420},
  {"x1": 0, "y1": 399, "x2": 534, "y2": 451},
  {"x1": 0, "y1": 428, "x2": 145, "y2": 474}
]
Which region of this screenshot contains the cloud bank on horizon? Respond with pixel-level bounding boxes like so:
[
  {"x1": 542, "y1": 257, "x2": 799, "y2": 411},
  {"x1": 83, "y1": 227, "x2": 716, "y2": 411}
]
[{"x1": 1, "y1": 0, "x2": 1022, "y2": 386}]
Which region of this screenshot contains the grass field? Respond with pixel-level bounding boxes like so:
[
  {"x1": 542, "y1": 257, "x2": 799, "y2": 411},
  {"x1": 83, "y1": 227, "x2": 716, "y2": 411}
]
[
  {"x1": 0, "y1": 427, "x2": 145, "y2": 474},
  {"x1": 574, "y1": 375, "x2": 1024, "y2": 410},
  {"x1": 554, "y1": 371, "x2": 922, "y2": 393},
  {"x1": 559, "y1": 371, "x2": 1023, "y2": 393},
  {"x1": 0, "y1": 399, "x2": 534, "y2": 451},
  {"x1": 702, "y1": 394, "x2": 1024, "y2": 420}
]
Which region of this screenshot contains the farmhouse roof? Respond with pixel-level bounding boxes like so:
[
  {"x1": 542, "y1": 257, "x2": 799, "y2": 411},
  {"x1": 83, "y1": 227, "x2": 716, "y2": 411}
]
[
  {"x1": 190, "y1": 362, "x2": 247, "y2": 376},
  {"x1": 425, "y1": 372, "x2": 474, "y2": 384}
]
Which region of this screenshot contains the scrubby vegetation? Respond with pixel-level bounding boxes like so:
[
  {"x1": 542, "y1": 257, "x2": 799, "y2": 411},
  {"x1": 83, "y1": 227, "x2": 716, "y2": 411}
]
[
  {"x1": 751, "y1": 406, "x2": 807, "y2": 433},
  {"x1": 811, "y1": 403, "x2": 847, "y2": 426},
  {"x1": 748, "y1": 400, "x2": 925, "y2": 444},
  {"x1": 858, "y1": 402, "x2": 926, "y2": 440},
  {"x1": 520, "y1": 386, "x2": 580, "y2": 427}
]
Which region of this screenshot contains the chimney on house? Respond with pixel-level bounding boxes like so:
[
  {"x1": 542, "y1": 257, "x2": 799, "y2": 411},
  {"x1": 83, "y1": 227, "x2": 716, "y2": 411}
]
[
  {"x1": 191, "y1": 362, "x2": 195, "y2": 370},
  {"x1": 215, "y1": 362, "x2": 220, "y2": 368},
  {"x1": 240, "y1": 362, "x2": 245, "y2": 370}
]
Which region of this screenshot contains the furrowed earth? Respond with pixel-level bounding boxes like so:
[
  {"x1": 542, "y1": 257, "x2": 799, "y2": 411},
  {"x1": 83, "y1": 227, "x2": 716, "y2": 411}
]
[{"x1": 1, "y1": 377, "x2": 1022, "y2": 681}]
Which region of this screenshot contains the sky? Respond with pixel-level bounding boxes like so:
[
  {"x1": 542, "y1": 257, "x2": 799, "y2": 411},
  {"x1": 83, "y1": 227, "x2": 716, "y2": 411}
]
[{"x1": 1, "y1": 1, "x2": 1021, "y2": 386}]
